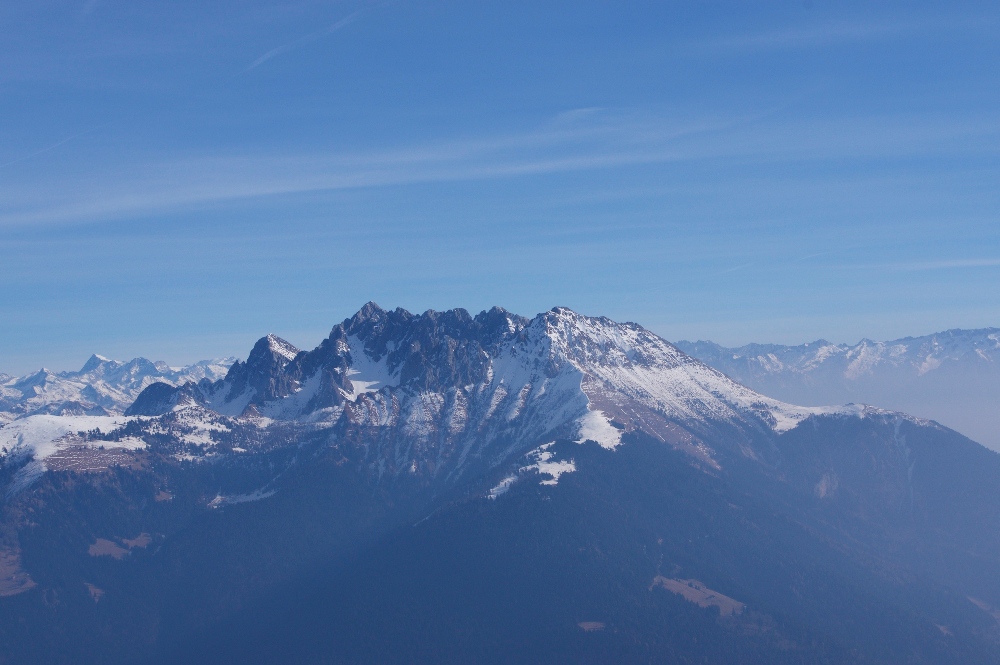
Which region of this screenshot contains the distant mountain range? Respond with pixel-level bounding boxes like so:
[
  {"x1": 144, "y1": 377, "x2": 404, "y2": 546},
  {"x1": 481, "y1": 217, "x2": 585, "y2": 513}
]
[
  {"x1": 0, "y1": 355, "x2": 235, "y2": 423},
  {"x1": 676, "y1": 328, "x2": 1000, "y2": 450},
  {"x1": 1, "y1": 305, "x2": 999, "y2": 664}
]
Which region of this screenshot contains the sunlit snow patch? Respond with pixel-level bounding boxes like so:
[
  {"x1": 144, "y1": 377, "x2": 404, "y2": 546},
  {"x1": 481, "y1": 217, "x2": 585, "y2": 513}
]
[
  {"x1": 521, "y1": 442, "x2": 576, "y2": 486},
  {"x1": 0, "y1": 415, "x2": 138, "y2": 462},
  {"x1": 766, "y1": 402, "x2": 929, "y2": 434},
  {"x1": 488, "y1": 442, "x2": 577, "y2": 498},
  {"x1": 264, "y1": 334, "x2": 299, "y2": 362},
  {"x1": 575, "y1": 409, "x2": 622, "y2": 449},
  {"x1": 488, "y1": 475, "x2": 517, "y2": 499},
  {"x1": 343, "y1": 335, "x2": 401, "y2": 401},
  {"x1": 208, "y1": 488, "x2": 277, "y2": 508}
]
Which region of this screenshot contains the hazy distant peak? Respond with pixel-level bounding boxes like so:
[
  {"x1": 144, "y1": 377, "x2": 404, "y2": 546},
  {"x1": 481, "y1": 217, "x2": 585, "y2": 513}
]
[
  {"x1": 78, "y1": 354, "x2": 116, "y2": 374},
  {"x1": 675, "y1": 326, "x2": 1000, "y2": 450},
  {"x1": 0, "y1": 355, "x2": 236, "y2": 423}
]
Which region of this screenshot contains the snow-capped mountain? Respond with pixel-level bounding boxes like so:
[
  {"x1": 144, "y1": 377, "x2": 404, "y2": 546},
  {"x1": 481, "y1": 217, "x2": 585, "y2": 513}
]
[
  {"x1": 0, "y1": 354, "x2": 235, "y2": 424},
  {"x1": 0, "y1": 305, "x2": 944, "y2": 487},
  {"x1": 3, "y1": 305, "x2": 1000, "y2": 665},
  {"x1": 118, "y1": 303, "x2": 871, "y2": 482},
  {"x1": 676, "y1": 328, "x2": 1000, "y2": 449}
]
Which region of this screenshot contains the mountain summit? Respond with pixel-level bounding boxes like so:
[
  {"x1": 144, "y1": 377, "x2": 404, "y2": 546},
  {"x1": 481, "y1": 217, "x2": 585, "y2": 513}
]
[{"x1": 126, "y1": 304, "x2": 855, "y2": 479}]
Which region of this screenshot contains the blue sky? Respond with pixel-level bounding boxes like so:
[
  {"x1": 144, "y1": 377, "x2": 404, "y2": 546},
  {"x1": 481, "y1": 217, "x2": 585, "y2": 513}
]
[{"x1": 2, "y1": 0, "x2": 998, "y2": 374}]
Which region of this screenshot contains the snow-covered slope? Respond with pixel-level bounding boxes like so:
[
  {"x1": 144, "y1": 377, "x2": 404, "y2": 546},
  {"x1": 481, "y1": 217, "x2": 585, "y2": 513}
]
[
  {"x1": 0, "y1": 355, "x2": 236, "y2": 422},
  {"x1": 0, "y1": 414, "x2": 135, "y2": 461},
  {"x1": 676, "y1": 329, "x2": 1000, "y2": 450}
]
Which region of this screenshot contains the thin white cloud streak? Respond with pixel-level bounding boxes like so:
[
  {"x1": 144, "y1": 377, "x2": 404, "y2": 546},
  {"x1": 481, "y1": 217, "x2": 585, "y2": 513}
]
[
  {"x1": 833, "y1": 258, "x2": 1000, "y2": 272},
  {"x1": 1, "y1": 109, "x2": 998, "y2": 228},
  {"x1": 719, "y1": 263, "x2": 754, "y2": 275},
  {"x1": 0, "y1": 122, "x2": 111, "y2": 170},
  {"x1": 0, "y1": 149, "x2": 683, "y2": 228},
  {"x1": 689, "y1": 16, "x2": 989, "y2": 54},
  {"x1": 246, "y1": 11, "x2": 361, "y2": 71},
  {"x1": 704, "y1": 22, "x2": 912, "y2": 52},
  {"x1": 893, "y1": 259, "x2": 1000, "y2": 271},
  {"x1": 0, "y1": 113, "x2": 737, "y2": 227}
]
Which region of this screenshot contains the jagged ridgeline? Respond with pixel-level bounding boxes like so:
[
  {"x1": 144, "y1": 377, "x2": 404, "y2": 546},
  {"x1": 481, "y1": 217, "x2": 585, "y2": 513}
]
[
  {"x1": 2, "y1": 304, "x2": 1000, "y2": 665},
  {"x1": 0, "y1": 354, "x2": 234, "y2": 421}
]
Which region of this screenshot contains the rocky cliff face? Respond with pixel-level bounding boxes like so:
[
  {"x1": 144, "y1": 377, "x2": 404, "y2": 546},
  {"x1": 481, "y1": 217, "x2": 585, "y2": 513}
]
[{"x1": 123, "y1": 303, "x2": 866, "y2": 485}]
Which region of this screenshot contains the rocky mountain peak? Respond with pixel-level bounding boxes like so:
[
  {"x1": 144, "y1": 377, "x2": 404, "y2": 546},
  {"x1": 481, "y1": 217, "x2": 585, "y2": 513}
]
[
  {"x1": 350, "y1": 301, "x2": 388, "y2": 326},
  {"x1": 2, "y1": 355, "x2": 235, "y2": 423},
  {"x1": 235, "y1": 335, "x2": 299, "y2": 373},
  {"x1": 12, "y1": 369, "x2": 55, "y2": 391},
  {"x1": 263, "y1": 334, "x2": 300, "y2": 362},
  {"x1": 218, "y1": 335, "x2": 302, "y2": 406},
  {"x1": 79, "y1": 354, "x2": 116, "y2": 374},
  {"x1": 126, "y1": 305, "x2": 857, "y2": 474}
]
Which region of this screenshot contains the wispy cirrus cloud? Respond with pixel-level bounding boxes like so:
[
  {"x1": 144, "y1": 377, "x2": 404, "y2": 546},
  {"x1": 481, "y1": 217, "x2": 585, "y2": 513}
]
[
  {"x1": 1, "y1": 106, "x2": 998, "y2": 229},
  {"x1": 0, "y1": 110, "x2": 740, "y2": 227},
  {"x1": 833, "y1": 258, "x2": 1000, "y2": 273},
  {"x1": 892, "y1": 258, "x2": 1000, "y2": 271},
  {"x1": 0, "y1": 122, "x2": 112, "y2": 170},
  {"x1": 690, "y1": 15, "x2": 990, "y2": 54},
  {"x1": 246, "y1": 10, "x2": 362, "y2": 71}
]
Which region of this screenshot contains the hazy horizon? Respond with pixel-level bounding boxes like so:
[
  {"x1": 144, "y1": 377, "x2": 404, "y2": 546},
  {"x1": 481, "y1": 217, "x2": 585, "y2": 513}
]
[
  {"x1": 3, "y1": 1, "x2": 998, "y2": 374},
  {"x1": 3, "y1": 302, "x2": 998, "y2": 377}
]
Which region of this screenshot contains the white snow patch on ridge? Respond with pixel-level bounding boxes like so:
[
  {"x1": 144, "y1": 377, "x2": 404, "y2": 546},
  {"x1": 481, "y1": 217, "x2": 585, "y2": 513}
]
[
  {"x1": 575, "y1": 409, "x2": 622, "y2": 449},
  {"x1": 489, "y1": 440, "x2": 581, "y2": 499},
  {"x1": 209, "y1": 488, "x2": 277, "y2": 508},
  {"x1": 542, "y1": 308, "x2": 826, "y2": 436},
  {"x1": 0, "y1": 415, "x2": 138, "y2": 463},
  {"x1": 145, "y1": 406, "x2": 234, "y2": 447},
  {"x1": 488, "y1": 475, "x2": 517, "y2": 499},
  {"x1": 768, "y1": 402, "x2": 933, "y2": 433},
  {"x1": 266, "y1": 334, "x2": 299, "y2": 362},
  {"x1": 522, "y1": 443, "x2": 576, "y2": 486}
]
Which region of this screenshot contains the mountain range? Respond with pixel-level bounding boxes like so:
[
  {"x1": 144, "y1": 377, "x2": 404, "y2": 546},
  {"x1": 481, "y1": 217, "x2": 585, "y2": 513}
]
[
  {"x1": 0, "y1": 354, "x2": 235, "y2": 424},
  {"x1": 676, "y1": 328, "x2": 1000, "y2": 450},
  {"x1": 1, "y1": 304, "x2": 999, "y2": 664}
]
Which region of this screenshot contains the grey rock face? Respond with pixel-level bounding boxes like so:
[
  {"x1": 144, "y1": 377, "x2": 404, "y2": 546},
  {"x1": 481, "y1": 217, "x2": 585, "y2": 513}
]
[{"x1": 123, "y1": 304, "x2": 906, "y2": 487}]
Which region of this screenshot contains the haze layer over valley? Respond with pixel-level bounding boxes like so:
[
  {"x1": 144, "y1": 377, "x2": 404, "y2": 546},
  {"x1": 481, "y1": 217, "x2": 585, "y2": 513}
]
[{"x1": 678, "y1": 329, "x2": 1000, "y2": 450}]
